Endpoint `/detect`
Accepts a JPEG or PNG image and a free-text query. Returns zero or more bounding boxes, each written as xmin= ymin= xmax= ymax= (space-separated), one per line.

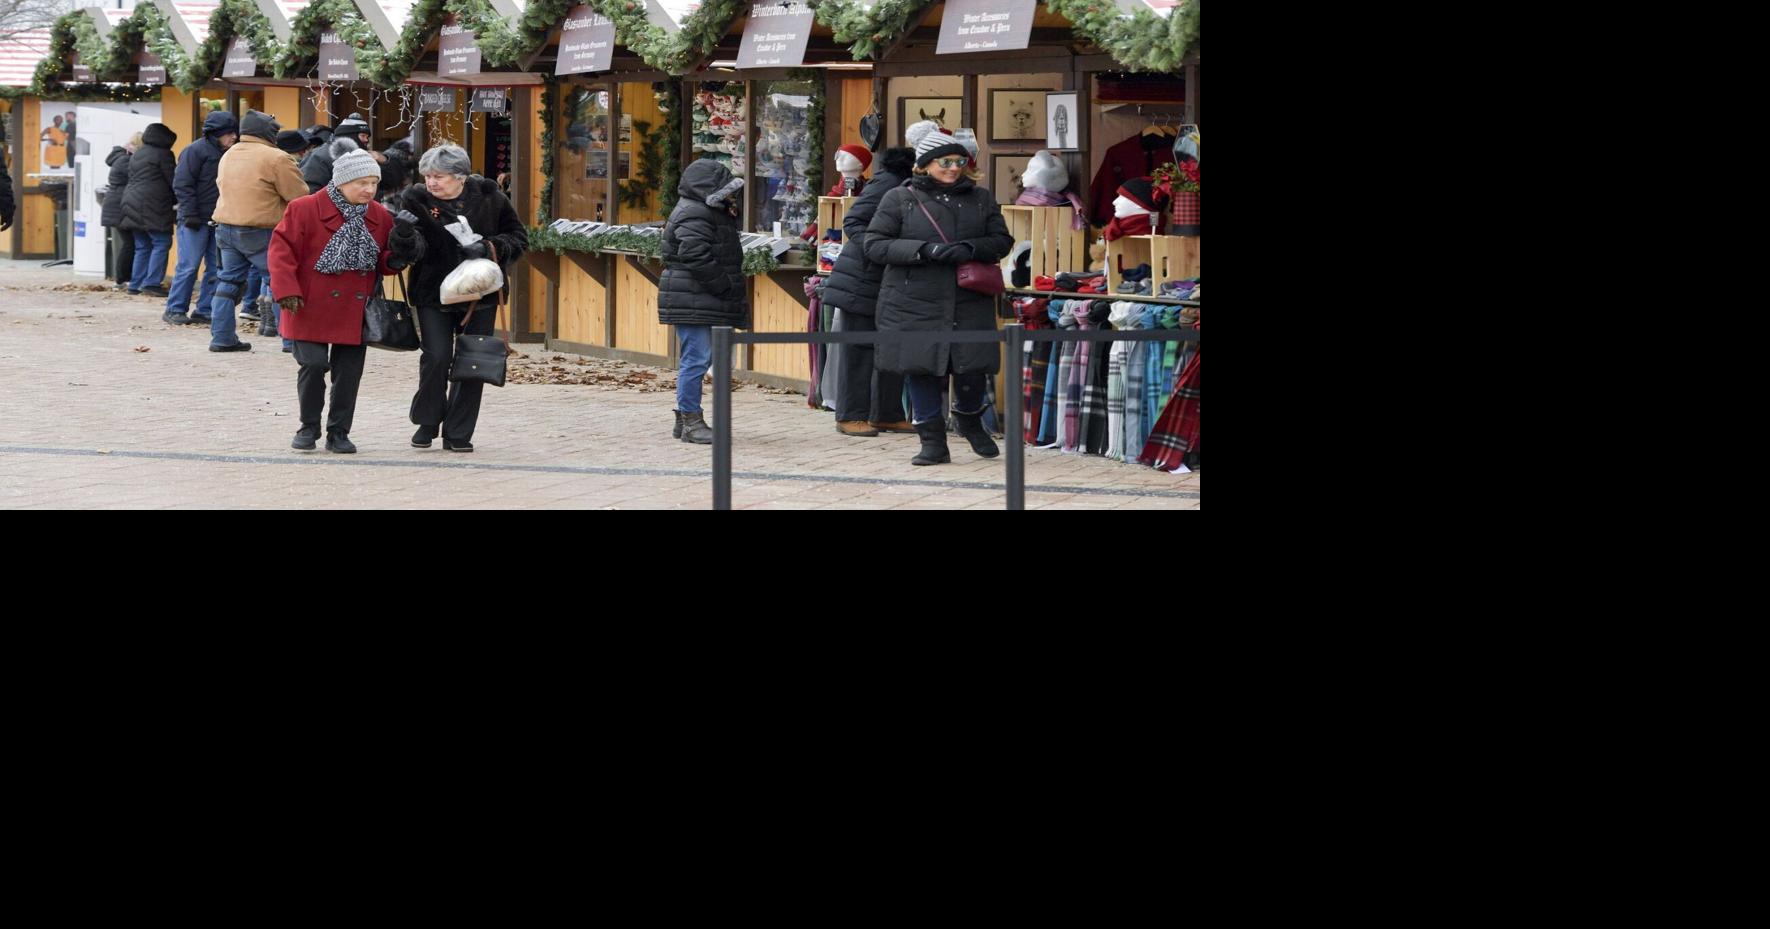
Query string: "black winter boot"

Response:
xmin=672 ymin=410 xmax=684 ymax=439
xmin=911 ymin=419 xmax=950 ymax=466
xmin=951 ymin=410 xmax=1000 ymax=458
xmin=679 ymin=411 xmax=714 ymax=445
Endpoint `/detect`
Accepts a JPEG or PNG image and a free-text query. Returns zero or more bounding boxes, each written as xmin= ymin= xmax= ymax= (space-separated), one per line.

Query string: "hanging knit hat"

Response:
xmin=1022 ymin=150 xmax=1069 ymax=191
xmin=276 ymin=129 xmax=310 ymax=154
xmin=835 ymin=143 xmax=873 ymax=173
xmin=333 ymin=112 xmax=370 ymax=138
xmin=332 ymin=148 xmax=382 ymax=186
xmin=915 ymin=132 xmax=970 ymax=169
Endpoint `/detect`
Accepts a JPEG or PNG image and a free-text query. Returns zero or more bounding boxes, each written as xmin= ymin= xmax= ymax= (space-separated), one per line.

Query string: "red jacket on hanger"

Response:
xmin=1088 ymin=133 xmax=1177 ymax=226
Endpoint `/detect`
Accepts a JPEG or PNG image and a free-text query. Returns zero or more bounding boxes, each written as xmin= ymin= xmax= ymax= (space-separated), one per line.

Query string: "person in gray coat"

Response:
xmin=657 ymin=159 xmax=747 ymax=445
xmin=865 ymin=133 xmax=1014 ymax=466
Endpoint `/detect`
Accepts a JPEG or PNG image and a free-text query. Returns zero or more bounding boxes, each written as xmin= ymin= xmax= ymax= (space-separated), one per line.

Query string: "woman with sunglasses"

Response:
xmin=864 ymin=132 xmax=1015 ymax=466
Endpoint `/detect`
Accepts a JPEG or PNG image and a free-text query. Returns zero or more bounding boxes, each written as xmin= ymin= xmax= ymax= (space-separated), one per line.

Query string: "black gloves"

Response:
xmin=394 ymin=209 xmax=419 ymax=226
xmin=920 ymin=242 xmax=975 ymax=265
xmin=460 ymin=240 xmax=489 ymax=260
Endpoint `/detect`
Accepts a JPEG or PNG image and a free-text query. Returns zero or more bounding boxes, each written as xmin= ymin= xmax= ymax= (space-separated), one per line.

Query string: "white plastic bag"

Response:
xmin=442 ymin=215 xmax=484 ymax=247
xmin=440 ymin=258 xmax=505 ymax=305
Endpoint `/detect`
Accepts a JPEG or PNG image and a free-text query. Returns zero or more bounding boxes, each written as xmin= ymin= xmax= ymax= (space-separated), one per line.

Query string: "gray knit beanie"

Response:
xmin=332 ymin=148 xmax=382 ymax=187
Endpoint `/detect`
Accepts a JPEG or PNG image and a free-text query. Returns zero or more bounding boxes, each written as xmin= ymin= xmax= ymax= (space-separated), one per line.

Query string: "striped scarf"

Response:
xmin=1078 ymin=302 xmax=1111 ymax=455
xmin=314 ymin=185 xmax=381 ymax=275
xmin=1061 ymin=303 xmax=1088 ymax=453
xmin=1017 ymin=298 xmax=1051 ymax=444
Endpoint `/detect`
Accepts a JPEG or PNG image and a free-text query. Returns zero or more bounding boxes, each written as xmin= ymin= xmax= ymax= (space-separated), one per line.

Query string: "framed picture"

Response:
xmin=898 ymin=97 xmax=960 ymax=145
xmin=991 ymin=154 xmax=1032 ymax=205
xmin=1045 ymin=91 xmax=1079 ymax=151
xmin=989 ymin=88 xmax=1049 ymax=144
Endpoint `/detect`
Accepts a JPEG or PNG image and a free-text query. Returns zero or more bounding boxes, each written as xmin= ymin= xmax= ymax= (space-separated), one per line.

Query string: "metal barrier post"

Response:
xmin=1003 ymin=323 xmax=1025 ymax=510
xmin=712 ymin=326 xmax=733 ymax=510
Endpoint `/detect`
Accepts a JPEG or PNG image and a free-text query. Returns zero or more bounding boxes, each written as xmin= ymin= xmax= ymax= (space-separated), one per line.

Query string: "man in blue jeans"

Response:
xmin=164 ymin=110 xmax=237 ymax=326
xmin=207 ymin=110 xmax=308 ymax=352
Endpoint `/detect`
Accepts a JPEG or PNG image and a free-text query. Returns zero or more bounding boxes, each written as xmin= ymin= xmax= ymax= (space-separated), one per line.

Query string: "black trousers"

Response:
xmin=832 ymin=309 xmax=906 ymax=423
xmin=110 ymin=227 xmax=135 ymax=286
xmin=293 ymin=341 xmax=367 ymax=436
xmin=413 ymin=303 xmax=496 ymax=443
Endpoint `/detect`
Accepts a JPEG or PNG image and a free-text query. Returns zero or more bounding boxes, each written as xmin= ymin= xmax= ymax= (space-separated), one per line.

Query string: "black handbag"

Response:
xmin=447 ymin=294 xmax=507 ymax=387
xmin=362 ymin=274 xmax=420 ymax=351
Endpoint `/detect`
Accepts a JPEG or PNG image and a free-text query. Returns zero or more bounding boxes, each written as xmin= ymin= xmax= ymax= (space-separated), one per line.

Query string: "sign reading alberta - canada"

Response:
xmin=936 ymin=0 xmax=1035 ymax=54
xmin=736 ymin=0 xmax=814 ymax=69
xmin=440 ymin=15 xmax=481 ymax=77
xmin=555 ymin=5 xmax=614 ymax=75
xmin=319 ymin=30 xmax=359 ymax=80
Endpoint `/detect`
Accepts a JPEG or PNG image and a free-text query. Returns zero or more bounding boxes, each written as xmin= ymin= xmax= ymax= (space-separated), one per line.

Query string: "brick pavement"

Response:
xmin=0 ymin=262 xmax=1199 ymax=509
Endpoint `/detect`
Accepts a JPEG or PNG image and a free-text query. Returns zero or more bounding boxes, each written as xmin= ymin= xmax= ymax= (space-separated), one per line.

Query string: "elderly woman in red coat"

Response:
xmin=268 ymin=149 xmax=422 ymax=453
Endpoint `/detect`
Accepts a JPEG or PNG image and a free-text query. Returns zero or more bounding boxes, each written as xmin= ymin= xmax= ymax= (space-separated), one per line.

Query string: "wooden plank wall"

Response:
xmin=619 ymin=82 xmax=664 ymax=223
xmin=556 ymin=260 xmax=607 ymax=346
xmin=614 ymin=258 xmax=668 ymax=357
xmin=749 ymin=272 xmax=811 ymax=382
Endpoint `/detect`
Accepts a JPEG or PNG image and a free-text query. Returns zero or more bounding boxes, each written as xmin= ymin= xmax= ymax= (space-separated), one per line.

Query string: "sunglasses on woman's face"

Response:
xmin=933 ymin=157 xmax=967 ymax=169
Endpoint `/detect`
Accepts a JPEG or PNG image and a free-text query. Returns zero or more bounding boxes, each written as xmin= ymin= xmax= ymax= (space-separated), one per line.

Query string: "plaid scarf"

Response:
xmin=1106 ymin=341 xmax=1128 ymax=460
xmin=1141 ymin=320 xmax=1200 ymax=470
xmin=1061 ymin=303 xmax=1089 ymax=453
xmin=1160 ymin=308 xmax=1183 ymax=393
xmin=1124 ymin=339 xmax=1148 ymax=460
xmin=1017 ymin=299 xmax=1051 ymax=444
xmin=1078 ymin=302 xmax=1111 ymax=455
xmin=314 ymin=185 xmax=381 ymax=275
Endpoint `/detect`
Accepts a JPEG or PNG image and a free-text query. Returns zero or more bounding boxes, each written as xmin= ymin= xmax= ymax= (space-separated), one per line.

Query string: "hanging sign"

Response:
xmin=71 ymin=56 xmax=94 ymax=82
xmin=319 ymin=29 xmax=360 ymax=81
xmin=136 ymin=50 xmax=166 ymax=85
xmin=223 ymin=38 xmax=257 ymax=78
xmin=418 ymin=86 xmax=458 ymax=113
xmin=936 ymin=0 xmax=1036 ymax=54
xmin=555 ymin=5 xmax=615 ymax=75
xmin=736 ymin=0 xmax=815 ymax=69
xmin=470 ymin=88 xmax=511 ymax=113
xmin=439 ymin=15 xmax=482 ymax=77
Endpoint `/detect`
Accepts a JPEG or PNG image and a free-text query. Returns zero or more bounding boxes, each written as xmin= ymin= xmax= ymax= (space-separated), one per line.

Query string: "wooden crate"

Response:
xmin=1107 ymin=235 xmax=1201 ymax=292
xmin=999 ymin=206 xmax=1089 ymax=280
xmin=817 ymin=196 xmax=857 ymax=241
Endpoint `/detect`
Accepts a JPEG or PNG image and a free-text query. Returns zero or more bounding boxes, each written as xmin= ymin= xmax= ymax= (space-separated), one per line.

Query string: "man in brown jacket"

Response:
xmin=207 ymin=110 xmax=308 ymax=352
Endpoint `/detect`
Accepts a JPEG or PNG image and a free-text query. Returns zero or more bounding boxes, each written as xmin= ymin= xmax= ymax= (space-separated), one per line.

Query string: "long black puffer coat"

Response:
xmin=120 ymin=123 xmax=178 ymax=234
xmin=100 ymin=145 xmax=131 ymax=228
xmin=820 ymin=146 xmax=915 ymax=317
xmin=864 ymin=173 xmax=1014 ymax=376
xmin=657 ymin=159 xmax=749 ymax=328
xmin=392 ymin=175 xmax=528 ymax=311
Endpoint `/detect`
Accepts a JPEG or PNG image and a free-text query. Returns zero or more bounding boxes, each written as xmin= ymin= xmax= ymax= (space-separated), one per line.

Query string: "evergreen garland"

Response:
xmin=477 ymin=0 xmax=576 ymax=67
xmin=790 ymin=67 xmax=824 ymax=204
xmin=657 ymin=81 xmax=681 ymax=215
xmin=274 ymin=0 xmax=381 ymax=81
xmin=529 ymin=225 xmax=782 ymax=277
xmin=824 ymin=0 xmax=1197 ymax=71
xmin=538 ymin=76 xmax=557 ymax=224
xmin=176 ymin=0 xmax=289 ymax=94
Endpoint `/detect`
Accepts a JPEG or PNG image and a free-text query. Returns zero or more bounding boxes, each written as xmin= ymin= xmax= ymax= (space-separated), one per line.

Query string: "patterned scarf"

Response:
xmin=314 ymin=185 xmax=381 ymax=275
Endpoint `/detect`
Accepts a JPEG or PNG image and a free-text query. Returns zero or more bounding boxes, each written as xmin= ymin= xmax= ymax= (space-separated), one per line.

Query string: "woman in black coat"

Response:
xmin=120 ymin=122 xmax=178 ymax=296
xmin=390 ymin=144 xmax=527 ymax=452
xmin=657 ymin=158 xmax=747 ymax=445
xmin=864 ymin=135 xmax=1014 ymax=465
xmin=820 ymin=145 xmax=917 ymax=437
xmin=100 ymin=136 xmax=135 ymax=289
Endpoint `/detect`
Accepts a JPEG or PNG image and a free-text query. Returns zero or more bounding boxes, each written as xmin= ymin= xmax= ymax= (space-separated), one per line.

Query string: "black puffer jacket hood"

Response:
xmin=120 ymin=123 xmax=178 ymax=233
xmin=301 ymin=136 xmax=361 ymax=193
xmin=819 ymin=146 xmax=914 ymax=316
xmin=657 ymin=159 xmax=749 ymax=328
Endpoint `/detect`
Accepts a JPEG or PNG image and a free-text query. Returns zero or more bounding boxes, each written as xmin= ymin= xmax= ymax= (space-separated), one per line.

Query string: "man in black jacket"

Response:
xmin=120 ymin=122 xmax=179 ymax=298
xmin=100 ymin=137 xmax=136 ymax=290
xmin=165 ymin=110 xmax=237 ymax=324
xmin=818 ymin=143 xmax=919 ymax=437
xmin=657 ymin=159 xmax=748 ymax=445
xmin=1 ymin=174 xmax=13 ymax=236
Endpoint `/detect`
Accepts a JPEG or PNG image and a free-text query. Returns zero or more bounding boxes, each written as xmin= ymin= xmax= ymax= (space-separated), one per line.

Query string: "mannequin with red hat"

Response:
xmin=1104 ymin=177 xmax=1169 ymax=242
xmin=827 ymin=144 xmax=873 ymax=197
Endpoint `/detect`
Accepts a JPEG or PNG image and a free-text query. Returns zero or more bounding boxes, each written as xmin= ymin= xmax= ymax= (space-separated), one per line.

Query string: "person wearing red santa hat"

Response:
xmin=827 ymin=143 xmax=874 ymax=197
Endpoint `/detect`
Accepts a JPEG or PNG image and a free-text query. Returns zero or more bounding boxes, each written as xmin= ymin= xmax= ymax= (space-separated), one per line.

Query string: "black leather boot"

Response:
xmin=911 ymin=419 xmax=950 ymax=466
xmin=951 ymin=410 xmax=1000 ymax=458
xmin=291 ymin=423 xmax=319 ymax=451
xmin=679 ymin=411 xmax=714 ymax=445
